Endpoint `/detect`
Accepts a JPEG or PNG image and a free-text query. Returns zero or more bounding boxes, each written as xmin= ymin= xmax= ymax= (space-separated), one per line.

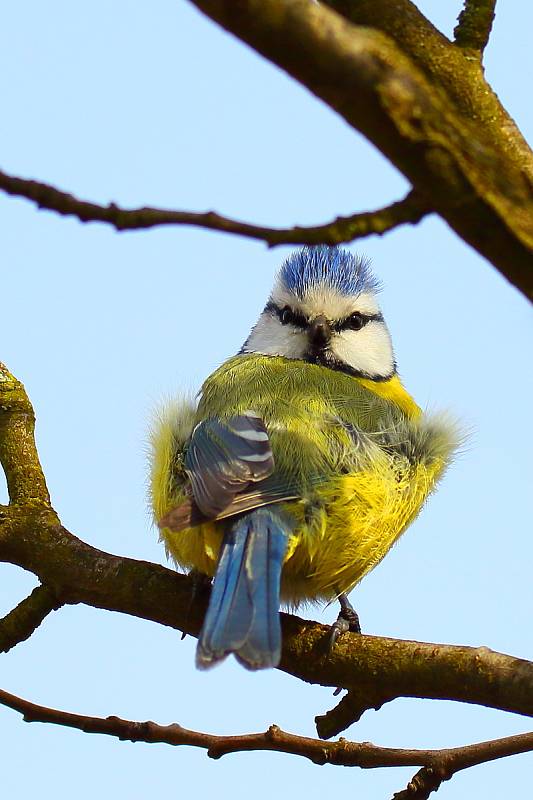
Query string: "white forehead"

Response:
xmin=271 ymin=279 xmax=380 ymax=319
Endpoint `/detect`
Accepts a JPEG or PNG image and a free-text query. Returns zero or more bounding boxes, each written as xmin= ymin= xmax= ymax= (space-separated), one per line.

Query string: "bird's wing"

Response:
xmin=157 ymin=412 xmax=305 ymax=533
xmin=158 ymin=477 xmax=299 ymax=532
xmin=185 ymin=412 xmax=277 ymax=517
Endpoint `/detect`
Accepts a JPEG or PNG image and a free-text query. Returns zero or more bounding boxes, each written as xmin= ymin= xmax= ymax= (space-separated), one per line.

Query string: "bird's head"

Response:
xmin=242 ymin=246 xmax=396 ymax=381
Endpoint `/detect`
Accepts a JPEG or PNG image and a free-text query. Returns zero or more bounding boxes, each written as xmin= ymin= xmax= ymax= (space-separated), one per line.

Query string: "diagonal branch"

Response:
xmin=0 ymin=168 xmax=429 ymax=246
xmin=0 ymin=585 xmax=63 ymax=653
xmin=454 ymin=1 xmax=497 ymax=57
xmin=325 ymin=1 xmax=531 ymax=178
xmin=187 ymin=0 xmax=533 ymax=301
xmin=1 ymin=686 xmax=532 ymax=794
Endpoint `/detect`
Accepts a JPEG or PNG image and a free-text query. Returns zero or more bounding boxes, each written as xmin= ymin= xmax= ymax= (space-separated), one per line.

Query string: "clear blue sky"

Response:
xmin=1 ymin=2 xmax=531 ymax=798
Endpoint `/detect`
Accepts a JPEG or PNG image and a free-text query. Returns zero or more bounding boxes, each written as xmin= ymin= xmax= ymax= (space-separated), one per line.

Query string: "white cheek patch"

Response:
xmin=331 ymin=322 xmax=395 ymax=377
xmin=271 ymin=282 xmax=380 ymax=320
xmin=243 ymin=312 xmax=307 ymax=359
xmin=244 ymin=283 xmax=394 ymax=378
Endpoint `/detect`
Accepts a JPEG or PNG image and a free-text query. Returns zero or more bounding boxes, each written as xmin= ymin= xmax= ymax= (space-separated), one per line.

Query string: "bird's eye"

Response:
xmin=281 ymin=306 xmax=295 ymax=325
xmin=278 ymin=305 xmax=307 ymax=328
xmin=345 ymin=312 xmax=365 ymax=331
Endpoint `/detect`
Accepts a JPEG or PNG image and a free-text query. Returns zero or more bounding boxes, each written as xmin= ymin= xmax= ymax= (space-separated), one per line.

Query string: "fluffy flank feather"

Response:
xmin=148 ymin=397 xmax=197 ymax=524
xmin=280 ymin=410 xmax=463 ymax=608
xmin=151 ymin=400 xmax=226 ymax=578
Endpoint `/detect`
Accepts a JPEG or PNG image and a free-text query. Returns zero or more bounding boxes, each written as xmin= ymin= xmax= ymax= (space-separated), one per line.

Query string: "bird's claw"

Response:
xmin=328 ymin=594 xmax=361 ymax=653
xmin=328 ymin=615 xmax=352 ymax=650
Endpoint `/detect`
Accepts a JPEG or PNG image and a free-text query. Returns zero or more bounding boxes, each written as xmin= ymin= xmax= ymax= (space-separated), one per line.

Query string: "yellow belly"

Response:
xmin=152 ymin=357 xmax=457 ymax=608
xmin=160 ymin=455 xmax=444 ymax=608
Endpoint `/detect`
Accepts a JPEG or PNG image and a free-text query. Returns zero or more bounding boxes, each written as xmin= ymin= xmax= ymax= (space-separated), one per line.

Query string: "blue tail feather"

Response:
xmin=196 ymin=508 xmax=290 ymax=670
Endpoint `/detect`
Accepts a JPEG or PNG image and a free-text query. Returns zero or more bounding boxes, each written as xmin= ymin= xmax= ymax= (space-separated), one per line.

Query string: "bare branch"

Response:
xmin=0 ymin=686 xmax=532 ymax=790
xmin=393 ymin=766 xmax=448 ymax=800
xmin=454 ymin=1 xmax=497 ymax=57
xmin=0 ymin=169 xmax=429 ymax=246
xmin=2 ymin=505 xmax=533 ymax=734
xmin=393 ymin=727 xmax=533 ymax=798
xmin=0 ymin=363 xmax=51 ymax=506
xmin=187 ymin=0 xmax=533 ymax=300
xmin=0 ymin=585 xmax=62 ymax=653
xmin=325 ymin=1 xmax=531 ymax=179
xmin=315 ymin=686 xmax=395 ymax=739
xmin=1 ymin=366 xmax=533 ymax=736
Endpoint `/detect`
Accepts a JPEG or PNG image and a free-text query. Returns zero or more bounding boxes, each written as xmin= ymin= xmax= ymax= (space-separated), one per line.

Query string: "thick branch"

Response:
xmin=0 ymin=363 xmax=51 ymax=506
xmin=1 ymin=505 xmax=533 ymax=736
xmin=454 ymin=1 xmax=497 ymax=57
xmin=0 ymin=584 xmax=62 ymax=653
xmin=326 ymin=0 xmax=531 ymax=178
xmin=2 ymin=369 xmax=533 ymax=737
xmin=1 ymin=687 xmax=532 ymax=786
xmin=186 ymin=0 xmax=533 ymax=299
xmin=0 ymin=169 xmax=429 ymax=245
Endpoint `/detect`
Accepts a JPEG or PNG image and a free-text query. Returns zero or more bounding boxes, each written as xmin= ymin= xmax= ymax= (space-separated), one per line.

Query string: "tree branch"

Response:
xmin=185 ymin=0 xmax=533 ymax=299
xmin=1 ymin=505 xmax=533 ymax=736
xmin=0 ymin=363 xmax=51 ymax=507
xmin=0 ymin=585 xmax=63 ymax=653
xmin=315 ymin=686 xmax=395 ymax=739
xmin=0 ymin=686 xmax=531 ymax=798
xmin=325 ymin=1 xmax=531 ymax=179
xmin=2 ymin=366 xmax=533 ymax=737
xmin=0 ymin=168 xmax=429 ymax=246
xmin=454 ymin=1 xmax=497 ymax=57
xmin=393 ymin=726 xmax=533 ymax=798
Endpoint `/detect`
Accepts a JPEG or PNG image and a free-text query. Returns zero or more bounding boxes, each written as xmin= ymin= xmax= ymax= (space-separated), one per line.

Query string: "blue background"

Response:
xmin=1 ymin=2 xmax=531 ymax=798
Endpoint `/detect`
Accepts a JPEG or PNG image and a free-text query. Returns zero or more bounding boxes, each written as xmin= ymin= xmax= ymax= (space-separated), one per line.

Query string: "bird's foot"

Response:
xmin=328 ymin=593 xmax=361 ymax=651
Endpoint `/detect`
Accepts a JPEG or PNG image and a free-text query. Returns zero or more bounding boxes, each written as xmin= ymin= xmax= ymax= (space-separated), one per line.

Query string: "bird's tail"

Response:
xmin=196 ymin=508 xmax=290 ymax=670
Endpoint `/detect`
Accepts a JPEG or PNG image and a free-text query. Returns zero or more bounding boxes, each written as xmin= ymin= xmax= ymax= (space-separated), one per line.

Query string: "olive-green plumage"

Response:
xmin=151 ymin=353 xmax=458 ymax=608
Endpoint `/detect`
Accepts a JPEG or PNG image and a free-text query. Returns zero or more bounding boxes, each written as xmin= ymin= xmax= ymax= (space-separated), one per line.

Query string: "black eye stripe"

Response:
xmin=334 ymin=312 xmax=383 ymax=332
xmin=265 ymin=302 xmax=383 ymax=331
xmin=265 ymin=301 xmax=308 ymax=329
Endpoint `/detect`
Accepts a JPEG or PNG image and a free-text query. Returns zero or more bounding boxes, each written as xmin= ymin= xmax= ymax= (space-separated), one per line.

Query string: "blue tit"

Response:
xmin=150 ymin=246 xmax=459 ymax=670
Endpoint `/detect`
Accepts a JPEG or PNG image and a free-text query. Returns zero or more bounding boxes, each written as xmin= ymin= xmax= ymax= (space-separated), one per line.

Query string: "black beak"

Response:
xmin=308 ymin=315 xmax=332 ymax=349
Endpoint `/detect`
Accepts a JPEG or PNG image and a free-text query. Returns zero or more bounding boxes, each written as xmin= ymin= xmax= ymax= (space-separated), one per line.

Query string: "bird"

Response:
xmin=149 ymin=246 xmax=459 ymax=670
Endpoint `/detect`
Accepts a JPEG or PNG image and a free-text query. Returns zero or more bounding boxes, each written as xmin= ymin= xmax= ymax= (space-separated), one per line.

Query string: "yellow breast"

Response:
xmin=357 ymin=373 xmax=421 ymax=419
xmin=279 ymin=457 xmax=444 ymax=606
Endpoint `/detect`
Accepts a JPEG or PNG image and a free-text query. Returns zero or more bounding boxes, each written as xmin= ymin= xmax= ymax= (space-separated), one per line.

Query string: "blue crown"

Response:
xmin=278 ymin=246 xmax=380 ymax=299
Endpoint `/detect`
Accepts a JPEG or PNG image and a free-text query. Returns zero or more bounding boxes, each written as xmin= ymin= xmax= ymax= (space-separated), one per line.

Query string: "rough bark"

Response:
xmin=186 ymin=0 xmax=533 ymax=299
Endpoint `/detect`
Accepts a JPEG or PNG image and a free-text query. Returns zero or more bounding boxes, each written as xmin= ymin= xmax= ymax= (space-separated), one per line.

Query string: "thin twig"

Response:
xmin=0 ymin=168 xmax=429 ymax=246
xmin=0 ymin=686 xmax=532 ymax=791
xmin=393 ymin=723 xmax=533 ymax=797
xmin=454 ymin=0 xmax=497 ymax=57
xmin=0 ymin=585 xmax=63 ymax=653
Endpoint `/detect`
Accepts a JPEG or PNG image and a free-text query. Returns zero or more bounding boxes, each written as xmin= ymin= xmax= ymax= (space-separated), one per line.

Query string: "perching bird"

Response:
xmin=150 ymin=246 xmax=459 ymax=670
